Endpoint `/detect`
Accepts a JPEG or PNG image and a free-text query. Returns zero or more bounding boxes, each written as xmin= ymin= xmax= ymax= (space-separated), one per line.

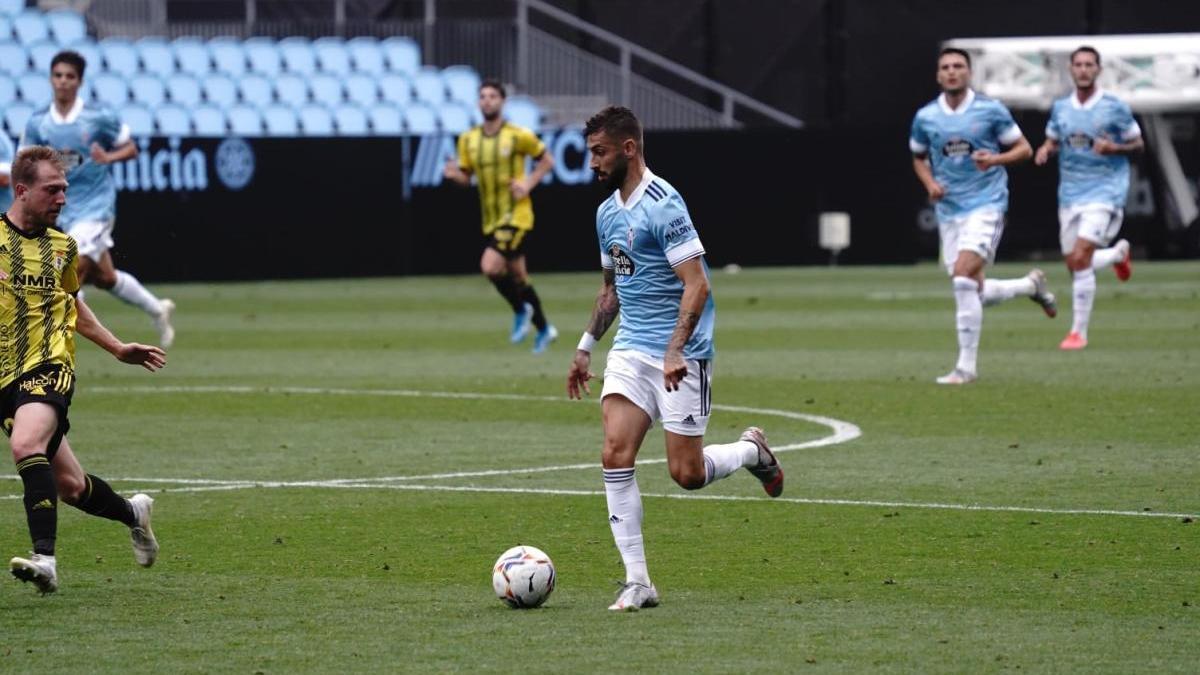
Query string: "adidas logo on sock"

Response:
xmin=681 ymin=414 xmax=696 ymax=425
xmin=609 ymin=514 xmax=622 ymax=524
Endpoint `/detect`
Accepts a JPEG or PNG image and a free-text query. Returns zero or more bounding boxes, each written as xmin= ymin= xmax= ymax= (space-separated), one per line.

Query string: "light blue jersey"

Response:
xmin=0 ymin=133 xmax=13 ymax=213
xmin=19 ymin=97 xmax=130 ymax=228
xmin=596 ymin=169 xmax=715 ymax=360
xmin=1045 ymin=89 xmax=1140 ymax=208
xmin=909 ymin=89 xmax=1024 ymax=220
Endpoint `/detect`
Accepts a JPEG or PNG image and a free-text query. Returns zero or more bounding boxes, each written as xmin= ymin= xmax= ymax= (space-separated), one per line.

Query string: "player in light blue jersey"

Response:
xmin=910 ymin=48 xmax=1057 ymax=385
xmin=19 ymin=51 xmax=175 ymax=347
xmin=566 ymin=106 xmax=783 ymax=612
xmin=0 ymin=133 xmax=14 ymax=213
xmin=1035 ymin=46 xmax=1142 ymax=351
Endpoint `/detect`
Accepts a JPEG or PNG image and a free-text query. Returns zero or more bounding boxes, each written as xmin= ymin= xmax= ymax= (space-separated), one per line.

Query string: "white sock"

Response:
xmin=1091 ymin=246 xmax=1121 ymax=269
xmin=603 ymin=468 xmax=650 ymax=586
xmin=953 ymin=276 xmax=982 ymax=374
xmin=701 ymin=440 xmax=758 ymax=486
xmin=109 ymin=270 xmax=163 ymax=317
xmin=981 ymin=276 xmax=1035 ymax=307
xmin=1071 ymin=269 xmax=1096 ymax=338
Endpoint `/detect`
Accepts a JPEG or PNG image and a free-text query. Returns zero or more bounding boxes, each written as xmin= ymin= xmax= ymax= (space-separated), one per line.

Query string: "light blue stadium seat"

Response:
xmin=0 ymin=40 xmax=29 ymax=76
xmin=226 ymin=103 xmax=263 ymax=136
xmin=208 ymin=37 xmax=246 ymax=77
xmin=244 ymin=36 xmax=280 ymax=77
xmin=308 ymin=73 xmax=342 ymax=105
xmin=441 ymin=65 xmax=480 ymax=107
xmin=403 ymin=102 xmax=438 ymax=134
xmin=100 ymin=37 xmax=139 ymax=77
xmin=346 ymin=36 xmax=383 ymax=75
xmin=504 ymin=95 xmax=543 ymax=131
xmin=333 ymin=103 xmax=368 ymax=136
xmin=273 ymin=73 xmax=306 ymax=107
xmin=378 ymin=73 xmax=413 ymax=106
xmin=381 ymin=36 xmax=419 ymax=77
xmin=0 ymin=73 xmax=14 ymax=106
xmin=202 ymin=73 xmax=237 ymax=107
xmin=12 ymin=11 xmax=47 ymax=45
xmin=0 ymin=0 xmax=22 ymax=16
xmin=119 ymin=102 xmax=154 ymax=137
xmin=260 ymin=103 xmax=298 ymax=136
xmin=343 ymin=73 xmax=377 ymax=107
xmin=91 ymin=72 xmax=128 ymax=106
xmin=45 ymin=10 xmax=86 ymax=45
xmin=166 ymin=72 xmax=201 ymax=106
xmin=64 ymin=39 xmax=99 ymax=74
xmin=297 ymin=103 xmax=333 ymax=136
xmin=27 ymin=39 xmax=59 ymax=73
xmin=278 ymin=36 xmax=315 ymax=76
xmin=17 ymin=83 xmax=56 ymax=112
xmin=367 ymin=103 xmax=402 ymax=135
xmin=437 ymin=101 xmax=472 ymax=135
xmin=129 ymin=73 xmax=165 ymax=107
xmin=191 ymin=104 xmax=226 ymax=136
xmin=411 ymin=67 xmax=445 ymax=105
xmin=238 ymin=73 xmax=273 ymax=107
xmin=0 ymin=15 xmax=10 ymax=41
xmin=172 ymin=37 xmax=210 ymax=77
xmin=4 ymin=101 xmax=32 ymax=137
xmin=154 ymin=103 xmax=190 ymax=135
xmin=136 ymin=37 xmax=174 ymax=78
xmin=313 ymin=36 xmax=350 ymax=76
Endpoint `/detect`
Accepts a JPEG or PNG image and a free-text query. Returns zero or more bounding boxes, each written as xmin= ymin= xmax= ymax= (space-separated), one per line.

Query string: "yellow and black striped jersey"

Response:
xmin=456 ymin=122 xmax=547 ymax=234
xmin=0 ymin=214 xmax=79 ymax=389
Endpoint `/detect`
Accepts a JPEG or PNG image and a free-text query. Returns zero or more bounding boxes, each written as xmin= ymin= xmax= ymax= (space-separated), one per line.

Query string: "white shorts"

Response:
xmin=600 ymin=348 xmax=712 ymax=436
xmin=67 ymin=219 xmax=115 ymax=262
xmin=938 ymin=210 xmax=1004 ymax=275
xmin=1059 ymin=204 xmax=1123 ymax=254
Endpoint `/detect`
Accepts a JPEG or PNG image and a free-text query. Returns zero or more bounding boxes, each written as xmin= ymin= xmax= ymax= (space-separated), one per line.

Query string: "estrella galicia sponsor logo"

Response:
xmin=664 ymin=216 xmax=693 ymax=243
xmin=1067 ymin=132 xmax=1093 ymax=150
xmin=609 ymin=245 xmax=635 ymax=276
xmin=215 ymin=137 xmax=255 ymax=190
xmin=112 ymin=137 xmax=209 ymax=192
xmin=942 ymin=138 xmax=973 ymax=159
xmin=408 ymin=127 xmax=594 ymax=192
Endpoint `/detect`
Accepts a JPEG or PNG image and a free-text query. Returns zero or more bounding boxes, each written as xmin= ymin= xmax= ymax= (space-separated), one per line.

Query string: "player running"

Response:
xmin=567 ymin=106 xmax=783 ymax=612
xmin=19 ymin=51 xmax=176 ymax=348
xmin=910 ymin=47 xmax=1057 ymax=385
xmin=1034 ymin=46 xmax=1142 ymax=350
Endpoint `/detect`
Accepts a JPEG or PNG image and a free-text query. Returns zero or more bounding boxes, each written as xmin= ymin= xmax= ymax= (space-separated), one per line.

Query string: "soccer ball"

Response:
xmin=492 ymin=545 xmax=556 ymax=609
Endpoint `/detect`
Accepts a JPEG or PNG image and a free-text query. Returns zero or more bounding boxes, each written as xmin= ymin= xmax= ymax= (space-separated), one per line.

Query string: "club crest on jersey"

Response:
xmin=609 ymin=244 xmax=635 ymax=276
xmin=53 ymin=251 xmax=66 ymax=271
xmin=942 ymin=138 xmax=973 ymax=159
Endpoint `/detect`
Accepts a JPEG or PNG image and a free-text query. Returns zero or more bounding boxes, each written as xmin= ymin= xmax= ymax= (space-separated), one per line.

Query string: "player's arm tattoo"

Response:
xmin=586 ymin=268 xmax=620 ymax=339
xmin=666 ymin=308 xmax=701 ymax=356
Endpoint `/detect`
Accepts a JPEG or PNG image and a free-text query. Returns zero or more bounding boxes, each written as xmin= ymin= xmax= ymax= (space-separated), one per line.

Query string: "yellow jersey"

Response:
xmin=456 ymin=122 xmax=547 ymax=234
xmin=0 ymin=214 xmax=79 ymax=389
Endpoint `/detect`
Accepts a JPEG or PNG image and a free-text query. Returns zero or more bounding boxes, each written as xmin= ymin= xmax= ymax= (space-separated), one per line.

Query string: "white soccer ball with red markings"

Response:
xmin=492 ymin=545 xmax=556 ymax=609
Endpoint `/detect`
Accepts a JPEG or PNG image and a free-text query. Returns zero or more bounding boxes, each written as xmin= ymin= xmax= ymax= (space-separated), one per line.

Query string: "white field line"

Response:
xmin=7 ymin=385 xmax=1186 ymax=520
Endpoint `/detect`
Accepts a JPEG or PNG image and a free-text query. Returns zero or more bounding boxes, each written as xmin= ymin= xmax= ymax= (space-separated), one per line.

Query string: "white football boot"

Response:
xmin=1027 ymin=269 xmax=1057 ymax=318
xmin=154 ymin=299 xmax=176 ymax=349
xmin=608 ymin=581 xmax=660 ymax=612
xmin=10 ymin=553 xmax=58 ymax=594
xmin=935 ymin=368 xmax=977 ymax=385
xmin=128 ymin=493 xmax=159 ymax=567
xmin=741 ymin=426 xmax=784 ymax=497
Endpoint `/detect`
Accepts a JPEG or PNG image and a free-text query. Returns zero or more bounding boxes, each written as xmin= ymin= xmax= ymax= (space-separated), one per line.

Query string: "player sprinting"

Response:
xmin=0 ymin=132 xmax=14 ymax=213
xmin=18 ymin=51 xmax=176 ymax=348
xmin=3 ymin=147 xmax=163 ymax=594
xmin=444 ymin=79 xmax=558 ymax=354
xmin=1034 ymin=46 xmax=1141 ymax=350
xmin=566 ymin=106 xmax=783 ymax=612
xmin=910 ymin=47 xmax=1058 ymax=385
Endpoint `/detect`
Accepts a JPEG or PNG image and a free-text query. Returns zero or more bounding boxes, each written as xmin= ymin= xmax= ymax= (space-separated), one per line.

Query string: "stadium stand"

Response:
xmin=0 ymin=6 xmax=546 ymax=138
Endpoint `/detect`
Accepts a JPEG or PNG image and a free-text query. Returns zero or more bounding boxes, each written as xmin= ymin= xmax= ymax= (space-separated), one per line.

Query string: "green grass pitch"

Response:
xmin=1 ymin=262 xmax=1196 ymax=673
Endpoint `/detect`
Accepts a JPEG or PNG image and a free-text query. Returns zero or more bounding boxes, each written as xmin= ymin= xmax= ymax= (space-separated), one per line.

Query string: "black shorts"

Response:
xmin=1 ymin=363 xmax=74 ymax=459
xmin=485 ymin=225 xmax=530 ymax=259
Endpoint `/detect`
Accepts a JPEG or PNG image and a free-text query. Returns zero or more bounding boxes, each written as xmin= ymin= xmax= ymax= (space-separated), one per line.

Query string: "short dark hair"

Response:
xmin=1070 ymin=46 xmax=1101 ymax=66
xmin=51 ymin=50 xmax=86 ymax=79
xmin=938 ymin=47 xmax=972 ymax=69
xmin=12 ymin=146 xmax=66 ymax=188
xmin=584 ymin=106 xmax=643 ymax=152
xmin=480 ymin=78 xmax=506 ymax=99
